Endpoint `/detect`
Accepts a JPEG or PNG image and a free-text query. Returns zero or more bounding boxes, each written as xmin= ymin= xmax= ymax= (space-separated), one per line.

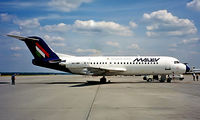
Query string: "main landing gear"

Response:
xmin=100 ymin=76 xmax=107 ymax=83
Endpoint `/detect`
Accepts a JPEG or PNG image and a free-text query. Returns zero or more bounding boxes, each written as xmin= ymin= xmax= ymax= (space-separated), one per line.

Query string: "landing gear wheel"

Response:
xmin=100 ymin=77 xmax=106 ymax=84
xmin=147 ymin=78 xmax=152 ymax=82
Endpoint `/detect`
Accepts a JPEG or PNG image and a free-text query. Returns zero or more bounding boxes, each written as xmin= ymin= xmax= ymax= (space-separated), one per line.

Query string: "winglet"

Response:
xmin=7 ymin=34 xmax=39 ymax=41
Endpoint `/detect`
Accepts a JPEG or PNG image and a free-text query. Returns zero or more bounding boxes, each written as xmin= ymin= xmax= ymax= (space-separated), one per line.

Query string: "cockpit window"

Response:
xmin=174 ymin=61 xmax=179 ymax=64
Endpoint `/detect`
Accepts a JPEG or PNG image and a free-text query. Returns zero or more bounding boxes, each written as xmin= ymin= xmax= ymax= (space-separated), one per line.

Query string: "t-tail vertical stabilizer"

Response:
xmin=7 ymin=35 xmax=71 ymax=72
xmin=7 ymin=34 xmax=60 ymax=63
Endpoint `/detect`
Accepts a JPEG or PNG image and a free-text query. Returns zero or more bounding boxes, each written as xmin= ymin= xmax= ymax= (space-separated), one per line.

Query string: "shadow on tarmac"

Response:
xmin=23 ymin=80 xmax=164 ymax=87
xmin=18 ymin=80 xmax=178 ymax=87
xmin=19 ymin=81 xmax=104 ymax=87
xmin=46 ymin=81 xmax=102 ymax=87
xmin=0 ymin=82 xmax=10 ymax=84
xmin=69 ymin=81 xmax=168 ymax=87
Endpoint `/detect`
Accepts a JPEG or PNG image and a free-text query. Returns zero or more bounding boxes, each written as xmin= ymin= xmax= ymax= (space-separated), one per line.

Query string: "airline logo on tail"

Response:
xmin=35 ymin=42 xmax=50 ymax=58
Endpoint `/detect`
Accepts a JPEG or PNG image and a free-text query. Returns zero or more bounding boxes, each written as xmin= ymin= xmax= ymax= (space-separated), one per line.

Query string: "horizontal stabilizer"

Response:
xmin=7 ymin=34 xmax=39 ymax=41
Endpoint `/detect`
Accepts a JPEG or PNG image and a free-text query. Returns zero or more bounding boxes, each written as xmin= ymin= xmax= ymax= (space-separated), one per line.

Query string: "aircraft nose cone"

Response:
xmin=186 ymin=65 xmax=190 ymax=73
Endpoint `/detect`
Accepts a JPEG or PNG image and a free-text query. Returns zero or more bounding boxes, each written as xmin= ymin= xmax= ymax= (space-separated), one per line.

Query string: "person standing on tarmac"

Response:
xmin=11 ymin=74 xmax=15 ymax=85
xmin=192 ymin=73 xmax=196 ymax=81
xmin=196 ymin=74 xmax=199 ymax=81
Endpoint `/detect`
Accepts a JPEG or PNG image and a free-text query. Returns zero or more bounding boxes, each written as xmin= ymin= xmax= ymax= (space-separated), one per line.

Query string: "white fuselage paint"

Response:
xmin=7 ymin=34 xmax=187 ymax=77
xmin=57 ymin=54 xmax=186 ymax=76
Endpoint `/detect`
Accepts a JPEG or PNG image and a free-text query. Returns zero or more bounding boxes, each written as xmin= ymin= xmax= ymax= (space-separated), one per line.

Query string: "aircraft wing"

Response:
xmin=85 ymin=66 xmax=126 ymax=75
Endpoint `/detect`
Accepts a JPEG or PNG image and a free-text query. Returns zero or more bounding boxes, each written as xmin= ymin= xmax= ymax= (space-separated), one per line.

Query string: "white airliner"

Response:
xmin=7 ymin=34 xmax=190 ymax=83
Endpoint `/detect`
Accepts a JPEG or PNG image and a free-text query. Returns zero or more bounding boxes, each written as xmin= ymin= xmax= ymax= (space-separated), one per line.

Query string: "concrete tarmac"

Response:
xmin=0 ymin=75 xmax=200 ymax=120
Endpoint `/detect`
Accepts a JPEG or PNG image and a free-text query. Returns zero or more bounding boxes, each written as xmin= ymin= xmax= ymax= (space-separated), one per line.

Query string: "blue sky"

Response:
xmin=0 ymin=0 xmax=200 ymax=72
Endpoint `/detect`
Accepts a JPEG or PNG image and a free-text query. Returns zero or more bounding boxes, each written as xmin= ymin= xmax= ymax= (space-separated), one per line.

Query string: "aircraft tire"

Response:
xmin=147 ymin=78 xmax=152 ymax=82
